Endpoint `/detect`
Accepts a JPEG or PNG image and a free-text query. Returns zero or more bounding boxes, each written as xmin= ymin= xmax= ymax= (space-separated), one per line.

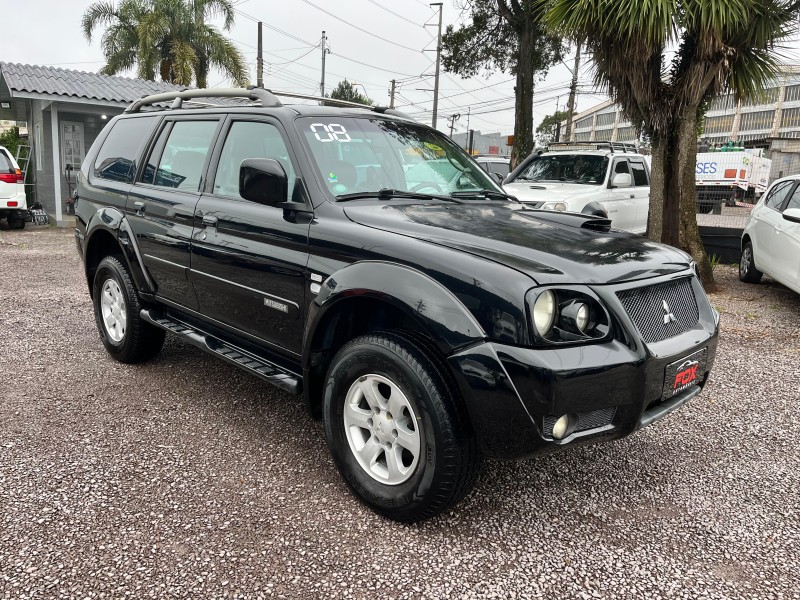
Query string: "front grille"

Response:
xmin=616 ymin=277 xmax=699 ymax=343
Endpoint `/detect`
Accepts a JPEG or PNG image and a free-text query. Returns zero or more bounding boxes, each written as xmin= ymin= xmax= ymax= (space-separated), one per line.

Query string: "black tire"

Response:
xmin=323 ymin=331 xmax=480 ymax=522
xmin=739 ymin=242 xmax=763 ymax=284
xmin=8 ymin=214 xmax=25 ymax=229
xmin=92 ymin=255 xmax=165 ymax=363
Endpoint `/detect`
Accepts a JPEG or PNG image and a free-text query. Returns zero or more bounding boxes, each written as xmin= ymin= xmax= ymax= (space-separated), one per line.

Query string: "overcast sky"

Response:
xmin=3 ymin=0 xmax=800 ymax=136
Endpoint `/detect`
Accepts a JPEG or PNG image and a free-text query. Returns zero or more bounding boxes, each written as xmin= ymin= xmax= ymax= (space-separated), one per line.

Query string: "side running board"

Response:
xmin=140 ymin=309 xmax=302 ymax=395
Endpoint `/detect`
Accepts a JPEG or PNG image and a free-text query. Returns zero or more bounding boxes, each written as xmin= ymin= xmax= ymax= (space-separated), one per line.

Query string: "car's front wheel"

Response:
xmin=92 ymin=255 xmax=165 ymax=363
xmin=739 ymin=241 xmax=763 ymax=284
xmin=323 ymin=332 xmax=480 ymax=522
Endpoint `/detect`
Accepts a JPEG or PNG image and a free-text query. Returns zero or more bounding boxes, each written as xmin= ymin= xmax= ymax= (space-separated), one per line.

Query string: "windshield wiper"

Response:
xmin=336 ymin=188 xmax=460 ymax=203
xmin=450 ymin=189 xmax=517 ymax=202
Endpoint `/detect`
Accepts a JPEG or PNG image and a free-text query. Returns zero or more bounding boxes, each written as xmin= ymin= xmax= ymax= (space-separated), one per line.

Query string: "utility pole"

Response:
xmin=554 ymin=96 xmax=561 ymax=142
xmin=256 ymin=22 xmax=264 ymax=88
xmin=320 ymin=31 xmax=329 ymax=97
xmin=447 ymin=113 xmax=460 ymax=138
xmin=468 ymin=129 xmax=475 ymax=155
xmin=430 ymin=3 xmax=443 ymax=129
xmin=564 ymin=39 xmax=582 ymax=142
xmin=389 ymin=79 xmax=396 ymax=108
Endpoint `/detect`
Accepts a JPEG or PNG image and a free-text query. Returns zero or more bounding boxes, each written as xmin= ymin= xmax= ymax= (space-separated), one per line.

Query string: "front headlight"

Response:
xmin=532 ymin=289 xmax=556 ymax=336
xmin=542 ymin=201 xmax=568 ymax=211
xmin=526 ymin=287 xmax=611 ymax=344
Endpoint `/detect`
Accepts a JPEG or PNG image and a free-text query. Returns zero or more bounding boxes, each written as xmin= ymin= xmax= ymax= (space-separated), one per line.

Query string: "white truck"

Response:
xmin=695 ymin=149 xmax=771 ymax=213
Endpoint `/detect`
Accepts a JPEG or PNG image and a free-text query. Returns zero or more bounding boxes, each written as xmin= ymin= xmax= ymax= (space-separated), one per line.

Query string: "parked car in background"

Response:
xmin=0 ymin=145 xmax=27 ymax=229
xmin=475 ymin=155 xmax=510 ymax=183
xmin=740 ymin=175 xmax=800 ymax=294
xmin=503 ymin=142 xmax=650 ymax=234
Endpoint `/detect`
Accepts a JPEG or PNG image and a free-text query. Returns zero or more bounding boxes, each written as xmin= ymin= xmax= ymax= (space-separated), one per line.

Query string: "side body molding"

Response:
xmin=303 ymin=261 xmax=486 ymax=366
xmin=84 ymin=207 xmax=156 ymax=295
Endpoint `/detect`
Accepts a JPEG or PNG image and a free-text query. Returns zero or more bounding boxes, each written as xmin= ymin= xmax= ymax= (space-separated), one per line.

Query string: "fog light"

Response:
xmin=552 ymin=414 xmax=573 ymax=440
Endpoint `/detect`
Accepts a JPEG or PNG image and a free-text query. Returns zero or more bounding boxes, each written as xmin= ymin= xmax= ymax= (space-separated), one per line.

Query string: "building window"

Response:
xmin=595 ymin=112 xmax=615 ymax=127
xmin=35 ymin=122 xmax=42 ymax=171
xmin=785 ymin=84 xmax=800 ymax=103
xmin=739 ymin=110 xmax=775 ymax=131
xmin=575 ymin=116 xmax=593 ymax=129
xmin=61 ymin=121 xmax=85 ymax=170
xmin=616 ymin=126 xmax=637 ymax=141
xmin=709 ymin=94 xmax=735 ymax=112
xmin=781 ymin=106 xmax=800 ymax=129
xmin=574 ymin=132 xmax=591 ymax=141
xmin=704 ymin=114 xmax=735 ymax=134
xmin=743 ymin=87 xmax=780 ymax=107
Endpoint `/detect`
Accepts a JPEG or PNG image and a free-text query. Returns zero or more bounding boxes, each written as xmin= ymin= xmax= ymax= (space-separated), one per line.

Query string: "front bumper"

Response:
xmin=448 ymin=275 xmax=719 ymax=459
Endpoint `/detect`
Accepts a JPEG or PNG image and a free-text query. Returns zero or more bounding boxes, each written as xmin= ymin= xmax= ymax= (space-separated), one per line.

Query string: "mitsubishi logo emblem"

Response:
xmin=663 ymin=300 xmax=677 ymax=324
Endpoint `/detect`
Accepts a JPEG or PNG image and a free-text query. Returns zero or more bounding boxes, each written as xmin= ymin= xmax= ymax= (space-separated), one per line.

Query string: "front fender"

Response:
xmin=581 ymin=201 xmax=608 ymax=217
xmin=84 ymin=207 xmax=156 ymax=295
xmin=303 ymin=261 xmax=486 ymax=365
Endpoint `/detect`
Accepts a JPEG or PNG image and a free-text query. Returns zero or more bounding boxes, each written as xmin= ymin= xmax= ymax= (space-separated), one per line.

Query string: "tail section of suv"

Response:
xmin=503 ymin=141 xmax=651 ymax=234
xmin=74 ymin=89 xmax=718 ymax=522
xmin=0 ymin=145 xmax=27 ymax=229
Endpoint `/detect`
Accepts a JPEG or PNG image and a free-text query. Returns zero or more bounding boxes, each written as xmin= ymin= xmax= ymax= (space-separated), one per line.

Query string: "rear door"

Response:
xmin=770 ymin=184 xmax=800 ymax=290
xmin=751 ymin=179 xmax=796 ymax=276
xmin=126 ymin=117 xmax=223 ymax=310
xmin=0 ymin=148 xmax=21 ymax=200
xmin=628 ymin=157 xmax=650 ymax=234
xmin=190 ymin=117 xmax=311 ymax=356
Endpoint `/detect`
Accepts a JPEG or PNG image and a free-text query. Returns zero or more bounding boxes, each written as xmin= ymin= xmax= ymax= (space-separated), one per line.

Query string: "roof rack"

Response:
xmin=546 ymin=141 xmax=639 ymax=154
xmin=124 ymin=87 xmax=413 ymax=120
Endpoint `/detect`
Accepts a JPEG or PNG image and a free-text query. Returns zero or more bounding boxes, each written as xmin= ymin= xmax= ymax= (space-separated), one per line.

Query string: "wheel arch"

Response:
xmin=581 ymin=201 xmax=608 ymax=217
xmin=302 ymin=261 xmax=486 ymax=419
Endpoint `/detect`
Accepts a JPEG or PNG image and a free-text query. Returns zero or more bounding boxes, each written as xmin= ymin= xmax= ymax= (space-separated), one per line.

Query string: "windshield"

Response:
xmin=513 ymin=154 xmax=608 ymax=185
xmin=297 ymin=116 xmax=499 ymax=198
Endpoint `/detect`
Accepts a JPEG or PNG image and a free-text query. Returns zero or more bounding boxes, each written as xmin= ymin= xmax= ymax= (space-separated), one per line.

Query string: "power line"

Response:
xmin=365 ymin=0 xmax=425 ymax=27
xmin=299 ymin=0 xmax=422 ymax=54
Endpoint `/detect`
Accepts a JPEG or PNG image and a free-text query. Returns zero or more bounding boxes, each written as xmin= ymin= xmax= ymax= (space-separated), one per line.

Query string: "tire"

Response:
xmin=739 ymin=242 xmax=763 ymax=284
xmin=323 ymin=331 xmax=481 ymax=522
xmin=92 ymin=255 xmax=165 ymax=363
xmin=8 ymin=214 xmax=25 ymax=229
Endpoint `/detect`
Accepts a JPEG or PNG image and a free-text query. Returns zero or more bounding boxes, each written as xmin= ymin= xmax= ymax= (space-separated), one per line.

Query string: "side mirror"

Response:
xmin=491 ymin=172 xmax=505 ymax=185
xmin=783 ymin=207 xmax=800 ymax=224
xmin=239 ymin=158 xmax=287 ymax=206
xmin=610 ymin=172 xmax=633 ymax=188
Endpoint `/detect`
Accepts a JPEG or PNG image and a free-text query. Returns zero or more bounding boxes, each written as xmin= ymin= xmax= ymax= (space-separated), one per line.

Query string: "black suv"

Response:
xmin=75 ymin=88 xmax=719 ymax=522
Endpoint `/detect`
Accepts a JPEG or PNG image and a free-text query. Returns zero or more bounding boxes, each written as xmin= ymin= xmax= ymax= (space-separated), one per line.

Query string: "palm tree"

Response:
xmin=82 ymin=0 xmax=247 ymax=87
xmin=545 ymin=0 xmax=800 ymax=285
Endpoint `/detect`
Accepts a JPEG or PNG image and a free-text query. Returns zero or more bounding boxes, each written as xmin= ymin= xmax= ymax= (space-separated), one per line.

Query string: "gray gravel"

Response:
xmin=1 ymin=225 xmax=799 ymax=599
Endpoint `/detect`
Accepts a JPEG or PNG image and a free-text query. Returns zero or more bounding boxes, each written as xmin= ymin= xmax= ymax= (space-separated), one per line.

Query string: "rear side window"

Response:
xmin=629 ymin=160 xmax=649 ymax=186
xmin=93 ymin=116 xmax=159 ymax=183
xmin=765 ymin=181 xmax=794 ymax=210
xmin=147 ymin=120 xmax=218 ymax=192
xmin=0 ymin=150 xmax=14 ymax=174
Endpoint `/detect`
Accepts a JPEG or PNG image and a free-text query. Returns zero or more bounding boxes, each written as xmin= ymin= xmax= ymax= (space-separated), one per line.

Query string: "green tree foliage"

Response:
xmin=546 ymin=0 xmax=800 ymax=286
xmin=0 ymin=127 xmax=25 ymax=162
xmin=328 ymin=80 xmax=372 ymax=105
xmin=441 ymin=1 xmax=565 ymax=167
xmin=535 ymin=110 xmax=568 ymax=146
xmin=82 ymin=0 xmax=247 ymax=87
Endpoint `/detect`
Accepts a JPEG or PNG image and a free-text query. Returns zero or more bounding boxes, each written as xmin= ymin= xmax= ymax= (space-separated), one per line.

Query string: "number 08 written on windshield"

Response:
xmin=310 ymin=123 xmax=351 ymax=143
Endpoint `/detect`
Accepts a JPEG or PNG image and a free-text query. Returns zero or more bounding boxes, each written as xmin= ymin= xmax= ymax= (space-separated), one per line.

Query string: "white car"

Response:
xmin=503 ymin=142 xmax=650 ymax=234
xmin=740 ymin=175 xmax=800 ymax=294
xmin=0 ymin=145 xmax=27 ymax=229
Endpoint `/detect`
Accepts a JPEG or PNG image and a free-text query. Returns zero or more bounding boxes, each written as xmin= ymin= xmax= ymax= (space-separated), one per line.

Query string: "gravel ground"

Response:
xmin=1 ymin=226 xmax=798 ymax=599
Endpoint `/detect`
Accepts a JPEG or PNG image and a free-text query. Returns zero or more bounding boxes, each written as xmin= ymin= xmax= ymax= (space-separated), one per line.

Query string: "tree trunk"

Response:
xmin=511 ymin=21 xmax=534 ymax=169
xmin=649 ymin=108 xmax=715 ymax=287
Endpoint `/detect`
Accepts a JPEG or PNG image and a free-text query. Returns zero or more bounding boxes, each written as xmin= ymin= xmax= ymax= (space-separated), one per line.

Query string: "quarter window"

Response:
xmin=784 ymin=185 xmax=800 ymax=212
xmin=93 ymin=116 xmax=159 ymax=183
xmin=629 ymin=160 xmax=649 ymax=186
xmin=765 ymin=181 xmax=794 ymax=210
xmin=213 ymin=121 xmax=296 ymax=201
xmin=149 ymin=120 xmax=218 ymax=191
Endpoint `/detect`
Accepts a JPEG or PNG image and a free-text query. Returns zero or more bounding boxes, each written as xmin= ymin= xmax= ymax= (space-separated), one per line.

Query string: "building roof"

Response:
xmin=0 ymin=62 xmax=185 ymax=104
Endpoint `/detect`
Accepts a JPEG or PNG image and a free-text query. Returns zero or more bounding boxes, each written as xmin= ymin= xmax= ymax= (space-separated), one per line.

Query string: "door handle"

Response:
xmin=133 ymin=201 xmax=145 ymax=216
xmin=202 ymin=214 xmax=218 ymax=227
xmin=629 ymin=194 xmax=635 ymax=199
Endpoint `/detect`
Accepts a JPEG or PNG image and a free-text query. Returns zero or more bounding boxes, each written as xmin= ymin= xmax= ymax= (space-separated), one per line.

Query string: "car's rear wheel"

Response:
xmin=92 ymin=255 xmax=165 ymax=363
xmin=323 ymin=331 xmax=480 ymax=522
xmin=8 ymin=214 xmax=25 ymax=229
xmin=739 ymin=242 xmax=763 ymax=284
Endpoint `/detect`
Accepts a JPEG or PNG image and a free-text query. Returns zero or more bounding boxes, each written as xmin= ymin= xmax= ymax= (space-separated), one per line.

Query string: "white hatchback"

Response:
xmin=0 ymin=145 xmax=27 ymax=229
xmin=740 ymin=175 xmax=800 ymax=294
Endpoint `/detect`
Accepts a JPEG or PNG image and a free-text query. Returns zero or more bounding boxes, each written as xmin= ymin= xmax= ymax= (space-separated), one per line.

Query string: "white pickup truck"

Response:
xmin=695 ymin=149 xmax=771 ymax=213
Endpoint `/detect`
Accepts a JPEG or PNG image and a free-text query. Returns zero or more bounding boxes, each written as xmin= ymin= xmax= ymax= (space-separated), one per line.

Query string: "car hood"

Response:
xmin=342 ymin=202 xmax=690 ymax=286
xmin=503 ymin=180 xmax=601 ymax=203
